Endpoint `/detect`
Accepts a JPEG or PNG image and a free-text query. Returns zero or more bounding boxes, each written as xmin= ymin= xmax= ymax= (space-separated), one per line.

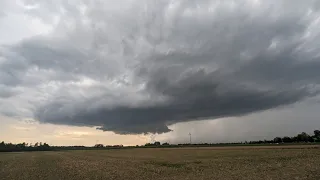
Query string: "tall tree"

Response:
xmin=274 ymin=137 xmax=282 ymax=143
xmin=282 ymin=136 xmax=292 ymax=143
xmin=296 ymin=132 xmax=310 ymax=142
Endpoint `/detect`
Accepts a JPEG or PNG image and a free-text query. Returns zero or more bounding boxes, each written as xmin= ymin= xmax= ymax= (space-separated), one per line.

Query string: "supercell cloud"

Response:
xmin=1 ymin=0 xmax=320 ymax=134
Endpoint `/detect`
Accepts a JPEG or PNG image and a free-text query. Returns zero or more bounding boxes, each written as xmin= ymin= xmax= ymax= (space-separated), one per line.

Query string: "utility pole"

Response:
xmin=189 ymin=133 xmax=192 ymax=144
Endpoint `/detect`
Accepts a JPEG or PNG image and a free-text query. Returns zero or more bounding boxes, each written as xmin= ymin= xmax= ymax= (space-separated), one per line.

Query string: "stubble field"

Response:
xmin=1 ymin=145 xmax=320 ymax=180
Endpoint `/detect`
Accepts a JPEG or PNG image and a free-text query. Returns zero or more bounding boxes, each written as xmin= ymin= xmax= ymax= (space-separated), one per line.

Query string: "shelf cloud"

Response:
xmin=1 ymin=0 xmax=320 ymax=134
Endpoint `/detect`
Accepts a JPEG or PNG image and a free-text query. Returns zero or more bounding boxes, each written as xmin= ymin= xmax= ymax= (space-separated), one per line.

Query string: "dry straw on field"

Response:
xmin=1 ymin=146 xmax=320 ymax=180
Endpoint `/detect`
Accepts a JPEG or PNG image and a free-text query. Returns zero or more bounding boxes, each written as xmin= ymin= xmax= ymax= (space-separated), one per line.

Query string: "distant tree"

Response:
xmin=273 ymin=137 xmax=282 ymax=143
xmin=162 ymin=142 xmax=169 ymax=146
xmin=154 ymin=141 xmax=161 ymax=146
xmin=145 ymin=142 xmax=161 ymax=146
xmin=296 ymin=132 xmax=312 ymax=142
xmin=314 ymin=130 xmax=320 ymax=142
xmin=0 ymin=141 xmax=52 ymax=152
xmin=282 ymin=136 xmax=292 ymax=143
xmin=16 ymin=143 xmax=26 ymax=149
xmin=0 ymin=141 xmax=5 ymax=151
xmin=43 ymin=143 xmax=50 ymax=148
xmin=94 ymin=144 xmax=104 ymax=148
xmin=113 ymin=145 xmax=123 ymax=148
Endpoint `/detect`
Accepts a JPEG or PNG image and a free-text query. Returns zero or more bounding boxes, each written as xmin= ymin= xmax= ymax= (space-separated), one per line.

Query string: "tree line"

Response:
xmin=269 ymin=130 xmax=320 ymax=144
xmin=0 ymin=142 xmax=52 ymax=152
xmin=144 ymin=130 xmax=320 ymax=147
xmin=1 ymin=130 xmax=319 ymax=152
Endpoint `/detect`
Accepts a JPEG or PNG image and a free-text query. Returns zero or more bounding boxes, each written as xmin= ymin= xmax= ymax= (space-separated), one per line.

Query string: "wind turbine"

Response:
xmin=189 ymin=132 xmax=192 ymax=144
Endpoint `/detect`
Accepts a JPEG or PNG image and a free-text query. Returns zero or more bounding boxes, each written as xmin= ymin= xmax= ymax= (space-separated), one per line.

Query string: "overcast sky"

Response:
xmin=1 ymin=0 xmax=320 ymax=146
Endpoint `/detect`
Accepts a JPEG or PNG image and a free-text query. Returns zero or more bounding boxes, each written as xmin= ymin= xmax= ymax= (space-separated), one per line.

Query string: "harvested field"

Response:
xmin=1 ymin=145 xmax=320 ymax=180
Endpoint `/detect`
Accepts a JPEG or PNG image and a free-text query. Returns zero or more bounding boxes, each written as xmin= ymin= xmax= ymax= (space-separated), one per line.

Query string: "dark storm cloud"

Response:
xmin=2 ymin=0 xmax=320 ymax=134
xmin=36 ymin=73 xmax=316 ymax=135
xmin=39 ymin=52 xmax=319 ymax=135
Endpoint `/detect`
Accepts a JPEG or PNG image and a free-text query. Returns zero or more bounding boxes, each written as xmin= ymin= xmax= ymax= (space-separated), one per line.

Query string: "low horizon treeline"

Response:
xmin=0 ymin=142 xmax=52 ymax=152
xmin=248 ymin=130 xmax=320 ymax=144
xmin=144 ymin=130 xmax=320 ymax=147
xmin=1 ymin=130 xmax=319 ymax=152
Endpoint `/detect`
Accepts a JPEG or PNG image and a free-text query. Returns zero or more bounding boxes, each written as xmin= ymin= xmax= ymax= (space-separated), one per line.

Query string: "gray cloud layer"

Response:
xmin=1 ymin=0 xmax=320 ymax=134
